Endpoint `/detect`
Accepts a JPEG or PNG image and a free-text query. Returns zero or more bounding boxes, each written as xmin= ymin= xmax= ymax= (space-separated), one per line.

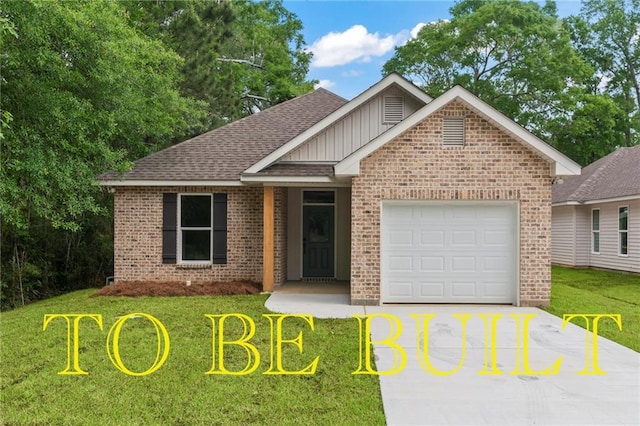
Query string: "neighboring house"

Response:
xmin=552 ymin=146 xmax=640 ymax=273
xmin=100 ymin=73 xmax=580 ymax=306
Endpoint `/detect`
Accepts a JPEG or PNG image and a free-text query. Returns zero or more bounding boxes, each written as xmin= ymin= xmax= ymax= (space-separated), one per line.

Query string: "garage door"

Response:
xmin=381 ymin=202 xmax=517 ymax=304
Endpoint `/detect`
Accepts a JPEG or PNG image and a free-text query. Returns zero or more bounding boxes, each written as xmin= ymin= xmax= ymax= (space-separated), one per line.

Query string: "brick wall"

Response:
xmin=350 ymin=101 xmax=552 ymax=306
xmin=114 ymin=186 xmax=263 ymax=284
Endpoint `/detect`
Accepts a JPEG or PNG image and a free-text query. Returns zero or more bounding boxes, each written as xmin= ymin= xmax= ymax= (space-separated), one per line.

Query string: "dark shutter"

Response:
xmin=162 ymin=193 xmax=177 ymax=264
xmin=212 ymin=193 xmax=227 ymax=264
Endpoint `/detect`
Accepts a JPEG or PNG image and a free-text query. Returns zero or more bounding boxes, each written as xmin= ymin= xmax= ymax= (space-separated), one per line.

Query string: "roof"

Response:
xmin=334 ymin=85 xmax=581 ymax=178
xmin=100 ymin=88 xmax=347 ymax=183
xmin=552 ymin=145 xmax=640 ymax=204
xmin=243 ymin=73 xmax=433 ymax=174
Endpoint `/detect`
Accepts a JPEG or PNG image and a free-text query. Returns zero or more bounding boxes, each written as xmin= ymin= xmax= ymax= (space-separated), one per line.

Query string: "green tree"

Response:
xmin=383 ymin=0 xmax=592 ymax=138
xmin=568 ymin=0 xmax=639 ymax=146
xmin=122 ymin=0 xmax=314 ymax=128
xmin=0 ymin=1 xmax=206 ymax=307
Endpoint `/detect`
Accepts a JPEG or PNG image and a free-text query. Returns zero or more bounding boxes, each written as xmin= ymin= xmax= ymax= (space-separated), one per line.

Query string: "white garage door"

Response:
xmin=381 ymin=202 xmax=518 ymax=304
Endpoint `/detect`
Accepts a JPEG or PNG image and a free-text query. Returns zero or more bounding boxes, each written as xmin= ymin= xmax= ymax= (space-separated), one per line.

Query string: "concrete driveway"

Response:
xmin=266 ymin=295 xmax=640 ymax=425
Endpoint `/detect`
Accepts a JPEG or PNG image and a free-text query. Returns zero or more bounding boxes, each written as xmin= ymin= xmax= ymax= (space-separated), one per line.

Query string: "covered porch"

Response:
xmin=261 ymin=185 xmax=352 ymax=293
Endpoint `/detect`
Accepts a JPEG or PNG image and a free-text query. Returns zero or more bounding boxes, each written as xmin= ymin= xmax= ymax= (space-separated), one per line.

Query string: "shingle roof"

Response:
xmin=552 ymin=146 xmax=640 ymax=203
xmin=100 ymin=89 xmax=347 ymax=182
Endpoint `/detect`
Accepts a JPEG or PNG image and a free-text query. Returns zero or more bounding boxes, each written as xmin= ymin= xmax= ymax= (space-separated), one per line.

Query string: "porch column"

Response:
xmin=263 ymin=186 xmax=274 ymax=291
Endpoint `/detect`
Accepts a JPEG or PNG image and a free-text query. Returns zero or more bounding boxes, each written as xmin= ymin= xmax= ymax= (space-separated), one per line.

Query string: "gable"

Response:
xmin=335 ymin=85 xmax=581 ymax=178
xmin=359 ymin=101 xmax=550 ymax=181
xmin=280 ymin=85 xmax=424 ymax=162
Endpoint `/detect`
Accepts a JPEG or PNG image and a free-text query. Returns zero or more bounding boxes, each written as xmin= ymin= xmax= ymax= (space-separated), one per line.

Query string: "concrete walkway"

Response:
xmin=265 ymin=294 xmax=640 ymax=425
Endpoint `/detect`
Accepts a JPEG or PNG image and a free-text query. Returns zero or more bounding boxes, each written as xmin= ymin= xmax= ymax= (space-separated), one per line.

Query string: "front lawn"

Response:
xmin=0 ymin=291 xmax=385 ymax=425
xmin=547 ymin=266 xmax=640 ymax=352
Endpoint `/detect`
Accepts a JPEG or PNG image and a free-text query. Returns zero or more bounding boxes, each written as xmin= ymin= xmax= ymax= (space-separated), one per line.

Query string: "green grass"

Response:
xmin=546 ymin=266 xmax=640 ymax=352
xmin=0 ymin=291 xmax=385 ymax=425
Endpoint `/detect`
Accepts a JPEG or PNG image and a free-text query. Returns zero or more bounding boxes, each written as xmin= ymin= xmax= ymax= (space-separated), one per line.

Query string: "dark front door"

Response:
xmin=303 ymin=205 xmax=335 ymax=277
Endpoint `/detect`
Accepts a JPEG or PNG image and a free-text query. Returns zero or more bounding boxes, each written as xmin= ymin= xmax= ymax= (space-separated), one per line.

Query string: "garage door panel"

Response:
xmin=387 ymin=281 xmax=413 ymax=297
xmin=420 ymin=230 xmax=445 ymax=246
xmin=388 ymin=256 xmax=412 ymax=272
xmin=451 ymin=230 xmax=476 ymax=246
xmin=451 ymin=256 xmax=476 ymax=272
xmin=419 ymin=282 xmax=445 ymax=297
xmin=382 ymin=202 xmax=517 ymax=304
xmin=451 ymin=282 xmax=477 ymax=297
xmin=420 ymin=256 xmax=444 ymax=272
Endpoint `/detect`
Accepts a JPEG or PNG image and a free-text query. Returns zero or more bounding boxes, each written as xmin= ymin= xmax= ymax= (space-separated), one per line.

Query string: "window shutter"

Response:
xmin=212 ymin=193 xmax=227 ymax=264
xmin=162 ymin=193 xmax=177 ymax=264
xmin=383 ymin=96 xmax=404 ymax=123
xmin=443 ymin=117 xmax=465 ymax=145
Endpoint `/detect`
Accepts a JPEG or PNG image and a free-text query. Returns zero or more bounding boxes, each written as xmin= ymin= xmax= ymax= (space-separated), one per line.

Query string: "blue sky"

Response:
xmin=284 ymin=1 xmax=584 ymax=99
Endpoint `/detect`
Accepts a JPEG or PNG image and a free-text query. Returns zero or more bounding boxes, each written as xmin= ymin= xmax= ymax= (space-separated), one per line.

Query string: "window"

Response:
xmin=443 ymin=117 xmax=465 ymax=146
xmin=162 ymin=193 xmax=227 ymax=265
xmin=180 ymin=194 xmax=212 ymax=262
xmin=619 ymin=206 xmax=628 ymax=256
xmin=591 ymin=209 xmax=600 ymax=254
xmin=383 ymin=96 xmax=404 ymax=123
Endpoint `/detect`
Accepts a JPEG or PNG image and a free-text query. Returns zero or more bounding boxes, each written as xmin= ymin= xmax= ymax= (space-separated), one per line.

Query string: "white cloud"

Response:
xmin=309 ymin=25 xmax=408 ymax=68
xmin=309 ymin=22 xmax=433 ymax=68
xmin=410 ymin=23 xmax=426 ymax=39
xmin=314 ymin=79 xmax=336 ymax=90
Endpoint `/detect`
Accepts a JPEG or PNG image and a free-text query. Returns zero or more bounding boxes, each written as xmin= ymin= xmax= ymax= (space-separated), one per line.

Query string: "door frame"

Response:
xmin=301 ymin=189 xmax=337 ymax=278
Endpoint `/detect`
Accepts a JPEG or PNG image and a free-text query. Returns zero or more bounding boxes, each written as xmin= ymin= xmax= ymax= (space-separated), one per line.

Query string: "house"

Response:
xmin=100 ymin=73 xmax=580 ymax=306
xmin=552 ymin=146 xmax=640 ymax=273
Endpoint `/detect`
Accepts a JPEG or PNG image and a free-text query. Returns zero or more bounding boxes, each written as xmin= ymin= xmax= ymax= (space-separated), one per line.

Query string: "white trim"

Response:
xmin=591 ymin=208 xmax=600 ymax=255
xmin=553 ymin=195 xmax=640 ymax=207
xmin=583 ymin=195 xmax=640 ymax=205
xmin=177 ymin=193 xmax=214 ymax=265
xmin=334 ymin=85 xmax=581 ymax=177
xmin=100 ymin=180 xmax=244 ymax=187
xmin=241 ymin=175 xmax=337 ymax=184
xmin=243 ymin=73 xmax=433 ymax=175
xmin=618 ymin=205 xmax=629 ymax=257
xmin=552 ymin=201 xmax=581 ymax=207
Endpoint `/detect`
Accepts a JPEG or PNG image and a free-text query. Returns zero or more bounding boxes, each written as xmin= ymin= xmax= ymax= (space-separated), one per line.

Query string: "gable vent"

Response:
xmin=443 ymin=117 xmax=465 ymax=146
xmin=383 ymin=96 xmax=404 ymax=123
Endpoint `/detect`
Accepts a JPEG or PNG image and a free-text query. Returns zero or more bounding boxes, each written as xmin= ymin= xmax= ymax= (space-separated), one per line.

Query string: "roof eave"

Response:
xmin=100 ymin=179 xmax=245 ymax=187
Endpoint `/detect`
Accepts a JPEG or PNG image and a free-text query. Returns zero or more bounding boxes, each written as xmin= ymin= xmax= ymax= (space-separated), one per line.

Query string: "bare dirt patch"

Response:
xmin=94 ymin=281 xmax=262 ymax=297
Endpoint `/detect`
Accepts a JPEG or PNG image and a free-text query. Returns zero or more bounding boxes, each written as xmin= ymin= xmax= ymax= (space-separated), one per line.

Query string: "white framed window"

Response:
xmin=619 ymin=206 xmax=628 ymax=256
xmin=591 ymin=209 xmax=600 ymax=254
xmin=178 ymin=194 xmax=213 ymax=263
xmin=383 ymin=96 xmax=404 ymax=123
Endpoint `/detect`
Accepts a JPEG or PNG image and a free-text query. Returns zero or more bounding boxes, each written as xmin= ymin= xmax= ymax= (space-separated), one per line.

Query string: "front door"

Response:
xmin=303 ymin=205 xmax=335 ymax=277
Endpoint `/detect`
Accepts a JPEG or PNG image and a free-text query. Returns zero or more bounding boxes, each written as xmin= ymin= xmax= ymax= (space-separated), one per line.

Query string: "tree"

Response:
xmin=383 ymin=0 xmax=592 ymax=138
xmin=121 ymin=0 xmax=314 ymax=128
xmin=567 ymin=0 xmax=640 ymax=146
xmin=0 ymin=1 xmax=206 ymax=307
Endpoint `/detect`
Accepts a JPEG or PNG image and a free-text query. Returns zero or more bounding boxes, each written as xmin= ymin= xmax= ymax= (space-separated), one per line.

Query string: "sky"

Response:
xmin=283 ymin=1 xmax=584 ymax=100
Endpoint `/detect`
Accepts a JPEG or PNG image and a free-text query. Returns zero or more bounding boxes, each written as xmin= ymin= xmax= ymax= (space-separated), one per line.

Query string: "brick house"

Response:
xmin=101 ymin=73 xmax=580 ymax=306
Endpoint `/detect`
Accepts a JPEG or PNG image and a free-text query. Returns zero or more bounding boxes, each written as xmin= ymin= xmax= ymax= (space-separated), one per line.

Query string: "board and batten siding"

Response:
xmin=552 ymin=205 xmax=576 ymax=265
xmin=281 ymin=86 xmax=424 ymax=162
xmin=587 ymin=199 xmax=640 ymax=273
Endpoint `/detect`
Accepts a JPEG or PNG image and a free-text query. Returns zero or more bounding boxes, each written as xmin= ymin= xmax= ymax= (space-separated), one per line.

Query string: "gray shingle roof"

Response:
xmin=100 ymin=89 xmax=347 ymax=182
xmin=552 ymin=146 xmax=640 ymax=203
